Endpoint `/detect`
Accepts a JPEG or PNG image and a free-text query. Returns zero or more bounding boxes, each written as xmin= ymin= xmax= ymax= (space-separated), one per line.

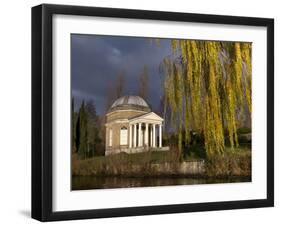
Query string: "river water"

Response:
xmin=72 ymin=176 xmax=251 ymax=190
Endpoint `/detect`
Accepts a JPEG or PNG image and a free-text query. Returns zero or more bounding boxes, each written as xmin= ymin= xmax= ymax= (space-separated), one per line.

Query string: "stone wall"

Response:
xmin=102 ymin=160 xmax=206 ymax=177
xmin=105 ymin=122 xmax=130 ymax=152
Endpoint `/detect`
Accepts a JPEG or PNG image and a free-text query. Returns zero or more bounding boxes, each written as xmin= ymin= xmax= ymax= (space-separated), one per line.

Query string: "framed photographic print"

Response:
xmin=31 ymin=4 xmax=274 ymax=221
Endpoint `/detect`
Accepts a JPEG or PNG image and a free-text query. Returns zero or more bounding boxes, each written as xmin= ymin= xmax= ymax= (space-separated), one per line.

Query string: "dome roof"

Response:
xmin=109 ymin=95 xmax=151 ymax=112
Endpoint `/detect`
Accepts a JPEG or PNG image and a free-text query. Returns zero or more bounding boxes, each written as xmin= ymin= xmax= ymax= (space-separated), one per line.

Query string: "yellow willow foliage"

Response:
xmin=171 ymin=39 xmax=179 ymax=55
xmin=162 ymin=40 xmax=252 ymax=157
xmin=163 ymin=58 xmax=177 ymax=124
xmin=225 ymin=76 xmax=238 ymax=148
xmin=205 ymin=42 xmax=224 ymax=154
xmin=163 ymin=57 xmax=185 ymax=154
xmin=241 ymin=43 xmax=252 ymax=113
xmin=175 ymin=65 xmax=184 ymax=153
xmin=179 ymin=40 xmax=202 ymax=132
xmin=233 ymin=43 xmax=243 ymax=105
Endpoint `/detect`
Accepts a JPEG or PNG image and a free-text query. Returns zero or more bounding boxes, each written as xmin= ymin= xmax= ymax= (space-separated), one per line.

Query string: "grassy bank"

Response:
xmin=72 ymin=147 xmax=251 ymax=178
xmin=206 ymin=147 xmax=251 ymax=178
xmin=72 ymin=150 xmax=184 ymax=177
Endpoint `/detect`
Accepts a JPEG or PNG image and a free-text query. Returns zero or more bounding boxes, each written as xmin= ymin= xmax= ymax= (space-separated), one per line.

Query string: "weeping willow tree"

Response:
xmin=161 ymin=40 xmax=251 ymax=157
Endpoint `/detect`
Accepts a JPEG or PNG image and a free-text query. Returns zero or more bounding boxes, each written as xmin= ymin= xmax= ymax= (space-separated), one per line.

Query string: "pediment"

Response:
xmin=129 ymin=112 xmax=163 ymax=123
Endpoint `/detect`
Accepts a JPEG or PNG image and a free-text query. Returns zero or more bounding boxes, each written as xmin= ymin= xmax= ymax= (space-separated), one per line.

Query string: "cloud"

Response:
xmin=71 ymin=34 xmax=171 ymax=115
xmin=112 ymin=47 xmax=121 ymax=56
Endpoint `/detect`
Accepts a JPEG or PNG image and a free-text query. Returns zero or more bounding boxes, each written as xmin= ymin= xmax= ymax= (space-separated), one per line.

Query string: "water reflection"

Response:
xmin=72 ymin=176 xmax=251 ymax=190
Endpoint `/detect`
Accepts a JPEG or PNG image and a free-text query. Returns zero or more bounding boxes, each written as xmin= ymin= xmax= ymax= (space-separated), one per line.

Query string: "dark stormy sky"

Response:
xmin=71 ymin=34 xmax=172 ymax=115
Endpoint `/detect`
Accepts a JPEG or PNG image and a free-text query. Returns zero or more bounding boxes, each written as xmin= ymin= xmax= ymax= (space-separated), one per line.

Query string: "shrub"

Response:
xmin=206 ymin=148 xmax=251 ymax=178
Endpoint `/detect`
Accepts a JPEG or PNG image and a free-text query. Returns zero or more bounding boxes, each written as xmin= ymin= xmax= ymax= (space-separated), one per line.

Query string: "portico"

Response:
xmin=128 ymin=112 xmax=163 ymax=149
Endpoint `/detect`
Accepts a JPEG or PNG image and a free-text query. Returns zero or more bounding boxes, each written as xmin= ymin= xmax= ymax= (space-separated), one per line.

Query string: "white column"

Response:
xmin=129 ymin=124 xmax=132 ymax=148
xmin=138 ymin=122 xmax=142 ymax=147
xmin=106 ymin=127 xmax=108 ymax=147
xmin=133 ymin=124 xmax=137 ymax=148
xmin=145 ymin=123 xmax=148 ymax=147
xmin=152 ymin=124 xmax=156 ymax=148
xmin=150 ymin=125 xmax=152 ymax=147
xmin=159 ymin=124 xmax=162 ymax=148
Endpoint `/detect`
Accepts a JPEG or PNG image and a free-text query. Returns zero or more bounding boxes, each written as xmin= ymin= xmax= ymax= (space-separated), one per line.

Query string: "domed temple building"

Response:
xmin=105 ymin=95 xmax=168 ymax=155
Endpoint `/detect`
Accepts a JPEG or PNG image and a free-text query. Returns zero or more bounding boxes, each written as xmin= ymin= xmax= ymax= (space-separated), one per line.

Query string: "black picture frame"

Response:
xmin=32 ymin=4 xmax=274 ymax=222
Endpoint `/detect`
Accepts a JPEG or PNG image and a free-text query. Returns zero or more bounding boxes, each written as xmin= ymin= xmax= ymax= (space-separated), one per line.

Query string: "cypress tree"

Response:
xmin=71 ymin=97 xmax=76 ymax=152
xmin=85 ymin=101 xmax=100 ymax=157
xmin=77 ymin=101 xmax=88 ymax=159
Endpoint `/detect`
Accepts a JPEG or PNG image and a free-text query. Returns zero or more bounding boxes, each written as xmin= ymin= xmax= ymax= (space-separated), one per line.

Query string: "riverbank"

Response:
xmin=72 ymin=148 xmax=251 ymax=178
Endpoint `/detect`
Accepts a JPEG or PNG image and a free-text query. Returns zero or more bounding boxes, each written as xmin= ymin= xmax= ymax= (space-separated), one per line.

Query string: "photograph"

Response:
xmin=30 ymin=3 xmax=274 ymax=221
xmin=71 ymin=34 xmax=252 ymax=190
